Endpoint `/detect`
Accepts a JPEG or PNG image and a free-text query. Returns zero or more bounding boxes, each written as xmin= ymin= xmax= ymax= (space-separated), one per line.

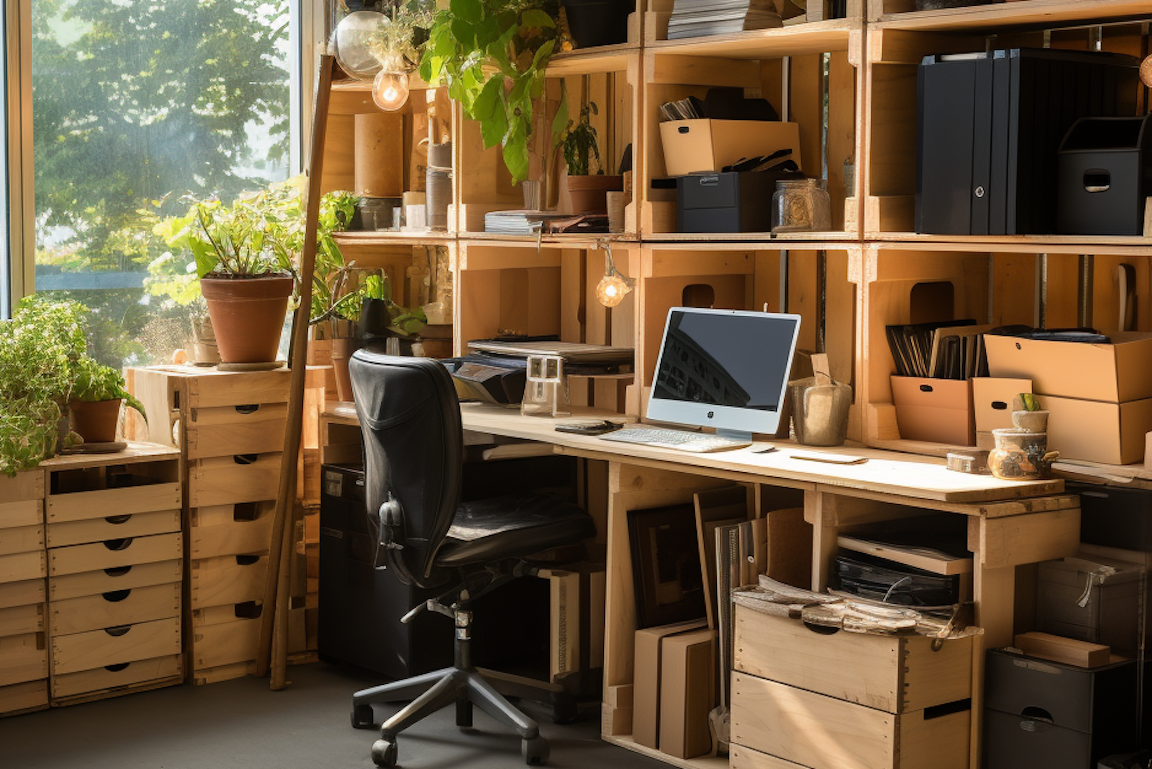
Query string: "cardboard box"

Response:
xmin=659 ymin=119 xmax=802 ymax=177
xmin=984 ymin=332 xmax=1152 ymax=403
xmin=890 ymin=376 xmax=973 ymax=446
xmin=1044 ymin=394 xmax=1152 ymax=465
xmin=633 ymin=619 xmax=707 ymax=749
xmin=972 ymin=377 xmax=1032 ymax=434
xmin=658 ymin=628 xmax=716 ymax=759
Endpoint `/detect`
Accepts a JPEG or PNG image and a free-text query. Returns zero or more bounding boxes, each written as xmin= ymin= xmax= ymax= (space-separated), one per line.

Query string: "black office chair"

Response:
xmin=347 ymin=350 xmax=596 ymax=768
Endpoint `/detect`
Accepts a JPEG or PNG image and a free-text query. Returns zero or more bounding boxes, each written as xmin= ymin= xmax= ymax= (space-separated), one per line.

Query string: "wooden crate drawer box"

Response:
xmin=0 ymin=602 xmax=44 ymax=636
xmin=0 ymin=524 xmax=43 ymax=557
xmin=48 ymin=532 xmax=182 ymax=577
xmin=47 ymin=509 xmax=180 ymax=550
xmin=51 ymin=653 xmax=182 ymax=701
xmin=191 ymin=613 xmax=261 ymax=670
xmin=0 ymin=679 xmax=48 ymax=717
xmin=190 ymin=554 xmax=268 ymax=609
xmin=185 ymin=403 xmax=288 ymax=459
xmin=0 ymin=550 xmax=46 ymax=584
xmin=734 ymin=605 xmax=973 ymax=713
xmin=731 ymin=672 xmax=971 ymax=769
xmin=189 ymin=502 xmax=274 ymax=559
xmin=0 ymin=578 xmax=44 ymax=611
xmin=189 ymin=453 xmax=281 ymax=508
xmin=46 ymin=482 xmax=180 ymax=525
xmin=49 ymin=559 xmax=181 ymax=603
xmin=731 ymin=744 xmax=818 ymax=769
xmin=0 ymin=632 xmax=47 ymax=687
xmin=0 ymin=471 xmax=44 ymax=508
xmin=50 ymin=582 xmax=180 ymax=636
xmin=50 ymin=616 xmax=180 ymax=676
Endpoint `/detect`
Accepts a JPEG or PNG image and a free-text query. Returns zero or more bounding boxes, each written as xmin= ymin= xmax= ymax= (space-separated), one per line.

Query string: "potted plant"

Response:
xmin=561 ymin=101 xmax=623 ymax=213
xmin=70 ymin=358 xmax=148 ymax=444
xmin=419 ymin=0 xmax=564 ymax=186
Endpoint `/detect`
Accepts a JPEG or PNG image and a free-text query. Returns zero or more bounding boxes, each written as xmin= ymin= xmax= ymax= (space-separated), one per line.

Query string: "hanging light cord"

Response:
xmin=599 ymin=239 xmax=634 ymax=288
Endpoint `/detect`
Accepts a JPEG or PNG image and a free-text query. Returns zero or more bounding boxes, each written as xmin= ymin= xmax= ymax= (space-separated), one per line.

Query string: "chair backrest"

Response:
xmin=349 ymin=350 xmax=462 ymax=590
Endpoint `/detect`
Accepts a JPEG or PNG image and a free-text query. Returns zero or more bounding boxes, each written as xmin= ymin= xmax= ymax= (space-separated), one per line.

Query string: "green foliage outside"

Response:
xmin=562 ymin=101 xmax=602 ymax=176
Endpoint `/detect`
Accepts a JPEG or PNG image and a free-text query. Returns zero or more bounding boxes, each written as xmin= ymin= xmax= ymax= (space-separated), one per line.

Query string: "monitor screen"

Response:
xmin=647 ymin=308 xmax=801 ymax=436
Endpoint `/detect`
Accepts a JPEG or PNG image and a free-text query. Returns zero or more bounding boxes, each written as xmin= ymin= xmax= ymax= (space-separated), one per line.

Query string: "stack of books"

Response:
xmin=483 ymin=210 xmax=568 ymax=235
xmin=667 ymin=0 xmax=782 ymax=40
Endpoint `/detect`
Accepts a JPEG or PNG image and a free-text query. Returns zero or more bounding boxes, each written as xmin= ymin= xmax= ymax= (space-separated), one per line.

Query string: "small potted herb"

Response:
xmin=70 ymin=358 xmax=148 ymax=444
xmin=562 ymin=101 xmax=622 ymax=214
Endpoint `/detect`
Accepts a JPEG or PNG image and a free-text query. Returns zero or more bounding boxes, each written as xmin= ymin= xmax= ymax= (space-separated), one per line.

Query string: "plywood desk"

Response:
xmin=321 ymin=402 xmax=1079 ymax=769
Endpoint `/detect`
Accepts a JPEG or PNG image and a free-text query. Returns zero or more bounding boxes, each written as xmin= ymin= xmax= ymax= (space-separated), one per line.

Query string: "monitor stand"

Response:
xmin=716 ymin=428 xmax=754 ymax=443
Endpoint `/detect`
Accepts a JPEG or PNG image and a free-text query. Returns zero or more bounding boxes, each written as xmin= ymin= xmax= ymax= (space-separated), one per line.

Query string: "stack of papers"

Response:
xmin=483 ymin=210 xmax=569 ymax=236
xmin=667 ymin=0 xmax=782 ymax=40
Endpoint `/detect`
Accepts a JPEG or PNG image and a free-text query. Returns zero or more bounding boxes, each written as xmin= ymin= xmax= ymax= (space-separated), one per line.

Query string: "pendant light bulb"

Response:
xmin=372 ymin=70 xmax=410 ymax=112
xmin=596 ymin=273 xmax=631 ymax=308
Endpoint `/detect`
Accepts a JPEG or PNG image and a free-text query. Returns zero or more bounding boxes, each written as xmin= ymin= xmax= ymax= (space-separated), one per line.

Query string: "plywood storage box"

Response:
xmin=0 ymin=469 xmax=48 ymax=717
xmin=731 ymin=606 xmax=973 ymax=769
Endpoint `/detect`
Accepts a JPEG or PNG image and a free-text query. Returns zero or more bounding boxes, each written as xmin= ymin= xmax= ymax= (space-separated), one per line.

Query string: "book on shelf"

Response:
xmin=886 ymin=319 xmax=995 ymax=381
xmin=482 ymin=210 xmax=569 ymax=236
xmin=667 ymin=0 xmax=782 ymax=39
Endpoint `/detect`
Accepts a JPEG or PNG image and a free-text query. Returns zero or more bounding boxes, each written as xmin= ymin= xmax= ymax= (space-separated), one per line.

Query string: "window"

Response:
xmin=28 ymin=0 xmax=303 ymax=364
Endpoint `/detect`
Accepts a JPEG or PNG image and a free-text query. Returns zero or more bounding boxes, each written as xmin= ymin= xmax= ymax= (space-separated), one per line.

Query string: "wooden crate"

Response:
xmin=730 ymin=672 xmax=971 ymax=769
xmin=190 ymin=608 xmax=262 ymax=672
xmin=0 ymin=603 xmax=44 ymax=637
xmin=190 ymin=554 xmax=268 ymax=610
xmin=734 ymin=605 xmax=971 ymax=713
xmin=184 ymin=403 xmax=289 ymax=460
xmin=0 ymin=632 xmax=48 ymax=688
xmin=48 ymin=560 xmax=182 ymax=603
xmin=50 ymin=616 xmax=181 ymax=677
xmin=189 ymin=502 xmax=274 ymax=559
xmin=0 ymin=679 xmax=48 ymax=717
xmin=51 ymin=653 xmax=183 ymax=704
xmin=47 ymin=532 xmax=183 ymax=577
xmin=189 ymin=453 xmax=281 ymax=508
xmin=49 ymin=582 xmax=181 ymax=636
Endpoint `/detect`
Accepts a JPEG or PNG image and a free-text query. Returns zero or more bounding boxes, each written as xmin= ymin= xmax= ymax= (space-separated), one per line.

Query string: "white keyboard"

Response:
xmin=599 ymin=426 xmax=752 ymax=453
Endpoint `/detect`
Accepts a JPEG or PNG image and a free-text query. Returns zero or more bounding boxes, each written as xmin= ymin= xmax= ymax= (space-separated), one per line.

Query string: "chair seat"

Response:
xmin=438 ymin=494 xmax=594 ymax=567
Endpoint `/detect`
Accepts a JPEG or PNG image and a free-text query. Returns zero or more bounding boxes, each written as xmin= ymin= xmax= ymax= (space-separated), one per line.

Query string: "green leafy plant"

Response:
xmin=561 ymin=101 xmax=602 ymax=176
xmin=419 ymin=0 xmax=565 ymax=185
xmin=0 ymin=297 xmax=90 ymax=476
xmin=72 ymin=357 xmax=147 ymax=422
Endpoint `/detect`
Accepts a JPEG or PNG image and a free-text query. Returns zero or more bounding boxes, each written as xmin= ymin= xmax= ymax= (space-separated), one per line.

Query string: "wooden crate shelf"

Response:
xmin=0 ymin=471 xmax=47 ymax=717
xmin=868 ymin=0 xmax=1152 ymax=30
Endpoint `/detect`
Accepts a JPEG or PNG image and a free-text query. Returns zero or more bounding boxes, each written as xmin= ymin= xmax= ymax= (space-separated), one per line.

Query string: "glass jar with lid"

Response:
xmin=771 ymin=178 xmax=832 ymax=233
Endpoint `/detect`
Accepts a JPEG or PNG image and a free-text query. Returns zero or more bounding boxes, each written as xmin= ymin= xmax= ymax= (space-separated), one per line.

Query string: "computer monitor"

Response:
xmin=647 ymin=307 xmax=801 ymax=440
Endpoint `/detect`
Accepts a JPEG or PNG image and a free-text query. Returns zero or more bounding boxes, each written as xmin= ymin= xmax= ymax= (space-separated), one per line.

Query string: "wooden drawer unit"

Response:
xmin=49 ymin=560 xmax=182 ymax=603
xmin=49 ymin=582 xmax=181 ymax=636
xmin=735 ymin=606 xmax=973 ymax=713
xmin=190 ymin=603 xmax=263 ymax=682
xmin=731 ymin=672 xmax=971 ymax=769
xmin=189 ymin=502 xmax=274 ymax=559
xmin=51 ymin=653 xmax=183 ymax=702
xmin=0 ymin=632 xmax=48 ymax=688
xmin=0 ymin=603 xmax=44 ymax=637
xmin=48 ymin=532 xmax=183 ymax=577
xmin=0 ymin=469 xmax=47 ymax=716
xmin=50 ymin=616 xmax=181 ymax=676
xmin=185 ymin=403 xmax=288 ymax=459
xmin=190 ymin=554 xmax=268 ymax=610
xmin=0 ymin=679 xmax=48 ymax=718
xmin=189 ymin=453 xmax=282 ymax=508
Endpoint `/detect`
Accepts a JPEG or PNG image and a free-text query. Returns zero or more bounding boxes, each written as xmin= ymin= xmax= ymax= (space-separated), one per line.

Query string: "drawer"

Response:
xmin=47 ymin=509 xmax=180 ymax=549
xmin=189 ymin=454 xmax=281 ymax=508
xmin=0 ymin=471 xmax=44 ymax=507
xmin=50 ymin=616 xmax=181 ymax=676
xmin=0 ymin=632 xmax=47 ymax=688
xmin=0 ymin=524 xmax=43 ymax=557
xmin=983 ymin=708 xmax=1093 ymax=769
xmin=0 ymin=603 xmax=44 ymax=636
xmin=184 ymin=369 xmax=290 ymax=409
xmin=0 ymin=578 xmax=45 ymax=610
xmin=50 ymin=653 xmax=183 ymax=701
xmin=734 ymin=605 xmax=973 ymax=713
xmin=0 ymin=499 xmax=41 ymax=529
xmin=731 ymin=745 xmax=812 ymax=769
xmin=48 ymin=532 xmax=182 ymax=577
xmin=730 ymin=672 xmax=970 ymax=769
xmin=50 ymin=582 xmax=181 ymax=636
xmin=0 ymin=679 xmax=48 ymax=716
xmin=192 ymin=614 xmax=262 ymax=670
xmin=46 ymin=482 xmax=180 ymax=525
xmin=185 ymin=403 xmax=287 ymax=459
xmin=190 ymin=554 xmax=268 ymax=609
xmin=189 ymin=503 xmax=274 ymax=559
xmin=0 ymin=551 xmax=46 ymax=584
xmin=49 ymin=559 xmax=182 ymax=602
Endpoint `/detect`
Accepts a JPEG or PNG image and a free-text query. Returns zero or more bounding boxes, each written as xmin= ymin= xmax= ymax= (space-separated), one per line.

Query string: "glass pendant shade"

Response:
xmin=595 ymin=273 xmax=631 ymax=308
xmin=372 ymin=70 xmax=410 ymax=111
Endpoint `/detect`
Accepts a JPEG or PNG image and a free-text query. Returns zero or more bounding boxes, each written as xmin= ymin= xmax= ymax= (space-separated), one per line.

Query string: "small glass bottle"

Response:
xmin=772 ymin=178 xmax=832 ymax=233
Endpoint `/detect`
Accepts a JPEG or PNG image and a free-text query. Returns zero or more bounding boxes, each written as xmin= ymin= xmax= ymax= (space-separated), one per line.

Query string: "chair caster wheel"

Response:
xmin=351 ymin=704 xmax=374 ymax=729
xmin=551 ymin=693 xmax=578 ymax=724
xmin=372 ymin=738 xmax=398 ymax=767
xmin=522 ymin=736 xmax=550 ymax=765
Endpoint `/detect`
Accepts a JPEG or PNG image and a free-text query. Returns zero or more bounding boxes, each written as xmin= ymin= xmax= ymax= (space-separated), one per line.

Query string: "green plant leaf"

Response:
xmin=502 ymin=122 xmax=529 ymax=186
xmin=449 ymin=0 xmax=482 ymax=24
xmin=520 ymin=9 xmax=555 ymax=30
xmin=551 ymin=86 xmax=569 ymax=152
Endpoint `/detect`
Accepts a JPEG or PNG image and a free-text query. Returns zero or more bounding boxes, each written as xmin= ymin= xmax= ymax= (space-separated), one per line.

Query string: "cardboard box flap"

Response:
xmin=972 ymin=377 xmax=1032 ymax=433
xmin=985 ymin=332 xmax=1152 ymax=403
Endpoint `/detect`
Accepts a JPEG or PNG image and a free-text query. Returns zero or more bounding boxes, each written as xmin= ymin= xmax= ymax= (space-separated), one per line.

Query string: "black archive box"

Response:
xmin=916 ymin=48 xmax=1140 ymax=236
xmin=1057 ymin=114 xmax=1152 ymax=236
xmin=676 ymin=171 xmax=775 ymax=233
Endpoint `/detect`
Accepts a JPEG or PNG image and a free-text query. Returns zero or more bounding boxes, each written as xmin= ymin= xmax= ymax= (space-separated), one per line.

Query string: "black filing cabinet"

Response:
xmin=984 ymin=649 xmax=1139 ymax=769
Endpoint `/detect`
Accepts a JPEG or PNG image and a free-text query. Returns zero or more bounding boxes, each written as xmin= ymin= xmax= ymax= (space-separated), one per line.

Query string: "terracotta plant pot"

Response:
xmin=200 ymin=275 xmax=293 ymax=364
xmin=331 ymin=337 xmax=364 ymax=402
xmin=69 ymin=399 xmax=122 ymax=443
xmin=567 ymin=174 xmax=624 ymax=215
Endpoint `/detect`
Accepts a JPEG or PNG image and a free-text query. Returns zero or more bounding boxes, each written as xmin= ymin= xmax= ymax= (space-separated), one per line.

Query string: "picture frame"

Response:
xmin=627 ymin=503 xmax=706 ymax=629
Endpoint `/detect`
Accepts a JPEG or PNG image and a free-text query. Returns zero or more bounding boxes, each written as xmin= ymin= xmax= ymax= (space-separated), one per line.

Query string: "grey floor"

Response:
xmin=0 ymin=663 xmax=667 ymax=769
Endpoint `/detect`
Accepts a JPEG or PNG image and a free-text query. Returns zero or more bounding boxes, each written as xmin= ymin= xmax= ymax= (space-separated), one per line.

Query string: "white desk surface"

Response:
xmin=324 ymin=402 xmax=1063 ymax=506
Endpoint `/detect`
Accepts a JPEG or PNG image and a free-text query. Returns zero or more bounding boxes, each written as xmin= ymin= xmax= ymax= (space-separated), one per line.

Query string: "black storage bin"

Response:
xmin=984 ymin=648 xmax=1139 ymax=769
xmin=1057 ymin=115 xmax=1152 ymax=236
xmin=916 ymin=48 xmax=1139 ymax=236
xmin=676 ymin=171 xmax=775 ymax=233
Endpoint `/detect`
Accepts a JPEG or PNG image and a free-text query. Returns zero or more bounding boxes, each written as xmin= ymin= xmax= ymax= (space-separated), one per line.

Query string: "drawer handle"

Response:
xmin=104 ymin=663 xmax=130 ymax=672
xmin=105 ymin=514 xmax=132 ymax=525
xmin=1018 ymin=706 xmax=1054 ymax=732
xmin=234 ymin=601 xmax=263 ymax=620
xmin=233 ymin=502 xmax=259 ymax=522
xmin=991 ymin=401 xmax=1008 ymax=411
xmin=103 ymin=538 xmax=134 ymax=551
xmin=104 ymin=625 xmax=132 ymax=637
xmin=236 ymin=554 xmax=261 ymax=566
xmin=104 ymin=566 xmax=132 ymax=577
xmin=233 ymin=454 xmax=258 ymax=465
xmin=102 ymin=589 xmax=131 ymax=603
xmin=235 ymin=404 xmax=260 ymax=415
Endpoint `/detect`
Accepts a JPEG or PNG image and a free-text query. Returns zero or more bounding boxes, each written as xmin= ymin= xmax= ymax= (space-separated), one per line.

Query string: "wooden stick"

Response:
xmin=257 ymin=53 xmax=336 ymax=684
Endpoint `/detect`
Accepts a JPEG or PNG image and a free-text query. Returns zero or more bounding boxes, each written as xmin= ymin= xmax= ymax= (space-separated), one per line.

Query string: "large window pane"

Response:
xmin=32 ymin=0 xmax=293 ymax=365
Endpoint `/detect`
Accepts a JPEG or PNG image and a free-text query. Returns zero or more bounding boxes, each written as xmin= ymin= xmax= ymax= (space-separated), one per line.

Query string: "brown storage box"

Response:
xmin=48 ymin=559 xmax=181 ymax=603
xmin=0 ymin=579 xmax=45 ymax=611
xmin=659 ymin=120 xmax=802 ymax=177
xmin=184 ymin=403 xmax=289 ymax=460
xmin=0 ymin=632 xmax=47 ymax=688
xmin=0 ymin=524 xmax=43 ymax=557
xmin=659 ymin=627 xmax=716 ymax=759
xmin=189 ymin=453 xmax=281 ymax=508
xmin=47 ymin=510 xmax=180 ymax=550
xmin=730 ymin=672 xmax=971 ymax=769
xmin=632 ymin=618 xmax=707 ymax=749
xmin=972 ymin=377 xmax=1032 ymax=435
xmin=0 ymin=551 xmax=45 ymax=584
xmin=0 ymin=679 xmax=48 ymax=716
xmin=51 ymin=653 xmax=182 ymax=701
xmin=49 ymin=582 xmax=181 ymax=636
xmin=47 ymin=531 xmax=183 ymax=577
xmin=49 ymin=616 xmax=181 ymax=676
xmin=191 ymin=612 xmax=262 ymax=670
xmin=189 ymin=503 xmax=275 ymax=559
xmin=890 ymin=376 xmax=973 ymax=446
xmin=45 ymin=482 xmax=180 ymax=526
xmin=190 ymin=554 xmax=268 ymax=609
xmin=0 ymin=603 xmax=43 ymax=637
xmin=985 ymin=332 xmax=1152 ymax=403
xmin=1044 ymin=394 xmax=1152 ymax=465
xmin=734 ymin=606 xmax=972 ymax=713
